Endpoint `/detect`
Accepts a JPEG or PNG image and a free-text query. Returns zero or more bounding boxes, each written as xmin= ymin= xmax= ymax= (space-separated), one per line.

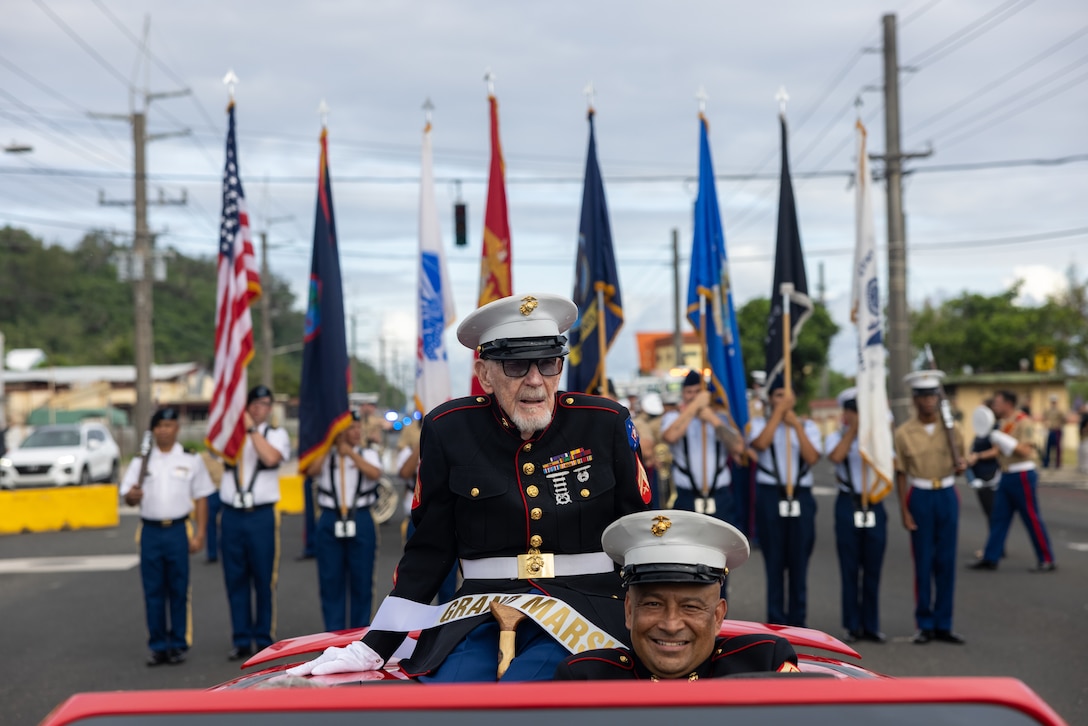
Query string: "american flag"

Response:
xmin=205 ymin=102 xmax=261 ymax=464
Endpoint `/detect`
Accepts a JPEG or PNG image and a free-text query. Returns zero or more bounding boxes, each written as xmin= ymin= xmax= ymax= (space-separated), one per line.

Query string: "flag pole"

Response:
xmin=699 ymin=296 xmax=710 ymax=498
xmin=781 ymin=282 xmax=794 ymax=502
xmin=338 ymin=452 xmax=348 ymax=521
xmin=596 ymin=284 xmax=608 ymax=393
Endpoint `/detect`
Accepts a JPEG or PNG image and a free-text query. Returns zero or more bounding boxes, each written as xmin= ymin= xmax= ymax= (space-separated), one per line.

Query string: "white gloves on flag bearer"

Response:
xmin=285 ymin=641 xmax=385 ymax=676
xmin=988 ymin=430 xmax=1019 ymax=457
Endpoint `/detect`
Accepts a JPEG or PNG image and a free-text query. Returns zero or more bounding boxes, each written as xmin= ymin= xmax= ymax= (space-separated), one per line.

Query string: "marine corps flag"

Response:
xmin=415 ymin=117 xmax=456 ymax=415
xmin=470 ymin=93 xmax=513 ymax=396
xmin=298 ymin=127 xmax=352 ymax=472
xmin=851 ymin=119 xmax=894 ymax=502
xmin=567 ymin=109 xmax=623 ymax=395
xmin=686 ymin=113 xmax=747 ymax=432
xmin=764 ymin=114 xmax=813 ymax=390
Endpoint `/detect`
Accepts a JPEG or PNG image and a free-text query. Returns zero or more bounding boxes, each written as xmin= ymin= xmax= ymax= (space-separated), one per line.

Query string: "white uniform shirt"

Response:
xmin=660 ymin=409 xmax=733 ymax=492
xmin=120 ymin=443 xmax=216 ymax=520
xmin=748 ymin=416 xmax=822 ymax=487
xmin=824 ymin=429 xmax=863 ymax=494
xmin=219 ymin=424 xmax=291 ymax=506
xmin=315 ymin=446 xmax=382 ymax=511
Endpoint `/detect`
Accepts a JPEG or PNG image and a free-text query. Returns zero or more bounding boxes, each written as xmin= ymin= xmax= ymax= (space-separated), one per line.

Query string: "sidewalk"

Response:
xmin=1038 ymin=467 xmax=1088 ymax=489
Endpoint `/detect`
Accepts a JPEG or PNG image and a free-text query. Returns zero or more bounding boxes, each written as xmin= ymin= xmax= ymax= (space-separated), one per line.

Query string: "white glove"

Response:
xmin=285 ymin=640 xmax=385 ymax=677
xmin=988 ymin=430 xmax=1018 ymax=457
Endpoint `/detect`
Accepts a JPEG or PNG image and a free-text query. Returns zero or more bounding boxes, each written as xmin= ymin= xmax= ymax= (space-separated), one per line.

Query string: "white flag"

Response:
xmin=414 ymin=120 xmax=456 ymax=415
xmin=851 ymin=120 xmax=894 ymax=502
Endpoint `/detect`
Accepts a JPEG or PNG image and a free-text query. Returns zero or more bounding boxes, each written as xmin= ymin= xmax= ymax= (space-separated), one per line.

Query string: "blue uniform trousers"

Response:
xmin=674 ymin=485 xmax=735 ymax=600
xmin=418 ymin=604 xmax=568 ymax=683
xmin=834 ymin=494 xmax=887 ymax=635
xmin=139 ymin=519 xmax=191 ymax=654
xmin=315 ymin=507 xmax=377 ymax=631
xmin=220 ymin=504 xmax=277 ymax=650
xmin=205 ymin=490 xmax=221 ymax=562
xmin=731 ymin=460 xmax=757 ymax=541
xmin=405 ymin=519 xmax=458 ymax=604
xmin=982 ymin=470 xmax=1054 ymax=565
xmin=906 ymin=486 xmax=958 ymax=631
xmin=755 ymin=486 xmax=816 ymax=627
xmin=1043 ymin=430 xmax=1062 ymax=468
xmin=301 ymin=476 xmax=317 ymax=557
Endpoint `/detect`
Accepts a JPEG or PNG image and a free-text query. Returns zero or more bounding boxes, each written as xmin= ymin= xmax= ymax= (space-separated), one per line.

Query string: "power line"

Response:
xmin=906 ymin=0 xmax=1035 ymax=69
xmin=32 ymin=0 xmax=132 ymax=91
xmin=907 ymin=25 xmax=1088 ymax=140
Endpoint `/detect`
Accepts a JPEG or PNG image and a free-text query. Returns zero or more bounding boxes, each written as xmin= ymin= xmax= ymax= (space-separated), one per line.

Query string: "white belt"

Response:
xmin=461 ymin=552 xmax=614 ymax=580
xmin=1006 ymin=461 xmax=1036 ymax=474
xmin=909 ymin=475 xmax=955 ymax=490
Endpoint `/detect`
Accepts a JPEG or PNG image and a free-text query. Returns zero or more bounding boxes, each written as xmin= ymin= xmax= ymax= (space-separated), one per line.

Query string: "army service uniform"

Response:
xmin=554 ymin=634 xmax=798 ymax=680
xmin=120 ymin=443 xmax=215 ymax=658
xmin=893 ymin=418 xmax=964 ymax=635
xmin=660 ymin=408 xmax=735 ymax=522
xmin=314 ymin=445 xmax=382 ymax=631
xmin=361 ymin=392 xmax=651 ymax=680
xmin=219 ymin=423 xmax=292 ymax=653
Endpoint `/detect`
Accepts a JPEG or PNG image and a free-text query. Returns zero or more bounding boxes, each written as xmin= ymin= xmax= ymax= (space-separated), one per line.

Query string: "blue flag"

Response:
xmin=686 ymin=114 xmax=748 ymax=433
xmin=568 ymin=109 xmax=623 ymax=395
xmin=298 ymin=128 xmax=352 ymax=472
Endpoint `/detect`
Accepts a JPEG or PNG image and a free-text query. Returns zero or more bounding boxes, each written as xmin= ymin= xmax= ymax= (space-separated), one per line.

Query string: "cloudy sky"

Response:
xmin=2 ymin=0 xmax=1085 ymax=397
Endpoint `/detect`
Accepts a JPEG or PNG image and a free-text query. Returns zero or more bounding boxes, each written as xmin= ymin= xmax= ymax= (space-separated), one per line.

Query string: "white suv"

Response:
xmin=0 ymin=423 xmax=121 ymax=489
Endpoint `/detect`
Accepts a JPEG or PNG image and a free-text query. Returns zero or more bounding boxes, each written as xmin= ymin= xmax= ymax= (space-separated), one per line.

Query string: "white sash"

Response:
xmin=370 ymin=594 xmax=623 ymax=654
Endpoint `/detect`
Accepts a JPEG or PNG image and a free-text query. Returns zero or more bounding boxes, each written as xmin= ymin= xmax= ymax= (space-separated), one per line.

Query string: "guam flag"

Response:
xmin=567 ymin=108 xmax=623 ymax=395
xmin=298 ymin=127 xmax=352 ymax=472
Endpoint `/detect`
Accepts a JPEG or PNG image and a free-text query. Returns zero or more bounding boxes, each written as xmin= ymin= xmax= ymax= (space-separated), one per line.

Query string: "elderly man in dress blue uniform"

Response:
xmin=121 ymin=407 xmax=215 ymax=666
xmin=825 ymin=387 xmax=888 ymax=644
xmin=555 ymin=510 xmax=798 ymax=680
xmin=288 ymin=292 xmax=651 ymax=682
xmin=893 ymin=370 xmax=966 ymax=645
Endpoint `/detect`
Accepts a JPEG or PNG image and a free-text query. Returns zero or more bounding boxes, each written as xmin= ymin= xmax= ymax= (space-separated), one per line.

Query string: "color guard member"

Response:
xmin=120 ymin=407 xmax=215 ymax=666
xmin=219 ymin=384 xmax=292 ymax=661
xmin=893 ymin=370 xmax=966 ymax=644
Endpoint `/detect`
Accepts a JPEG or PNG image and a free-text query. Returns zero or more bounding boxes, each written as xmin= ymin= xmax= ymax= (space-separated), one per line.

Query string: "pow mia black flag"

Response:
xmin=764 ymin=114 xmax=813 ymax=390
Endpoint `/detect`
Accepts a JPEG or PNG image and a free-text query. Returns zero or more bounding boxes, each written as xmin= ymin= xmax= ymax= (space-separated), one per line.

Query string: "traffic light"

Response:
xmin=454 ymin=201 xmax=467 ymax=247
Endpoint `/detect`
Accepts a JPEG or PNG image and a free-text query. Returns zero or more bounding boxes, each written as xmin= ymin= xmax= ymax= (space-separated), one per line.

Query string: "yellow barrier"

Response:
xmin=276 ymin=474 xmax=306 ymax=515
xmin=0 ymin=484 xmax=120 ymax=535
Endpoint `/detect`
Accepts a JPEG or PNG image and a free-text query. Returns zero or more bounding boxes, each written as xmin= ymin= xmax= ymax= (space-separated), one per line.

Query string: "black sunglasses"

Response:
xmin=499 ymin=357 xmax=564 ymax=378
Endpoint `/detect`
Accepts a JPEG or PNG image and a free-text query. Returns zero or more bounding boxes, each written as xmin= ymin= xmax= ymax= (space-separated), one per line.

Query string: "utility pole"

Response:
xmin=874 ymin=12 xmax=932 ymax=423
xmin=257 ymin=214 xmax=292 ymax=389
xmin=671 ymin=228 xmax=682 ymax=370
xmin=94 ymin=18 xmax=189 ymax=436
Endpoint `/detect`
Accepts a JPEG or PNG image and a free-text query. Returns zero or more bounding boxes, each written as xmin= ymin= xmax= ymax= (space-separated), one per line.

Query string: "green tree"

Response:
xmin=736 ymin=298 xmax=840 ymax=410
xmin=909 ymin=282 xmax=1083 ymax=374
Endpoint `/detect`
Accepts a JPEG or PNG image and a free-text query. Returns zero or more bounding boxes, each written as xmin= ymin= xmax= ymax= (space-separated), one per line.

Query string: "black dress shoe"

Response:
xmin=1029 ymin=561 xmax=1057 ymax=573
xmin=967 ymin=559 xmax=998 ymax=570
xmin=227 ymin=646 xmax=253 ymax=661
xmin=146 ymin=651 xmax=170 ymax=666
xmin=167 ymin=649 xmax=186 ymax=664
xmin=934 ymin=629 xmax=966 ymax=644
xmin=843 ymin=630 xmax=862 ymax=643
xmin=911 ymin=630 xmax=933 ymax=644
xmin=862 ymin=630 xmax=887 ymax=644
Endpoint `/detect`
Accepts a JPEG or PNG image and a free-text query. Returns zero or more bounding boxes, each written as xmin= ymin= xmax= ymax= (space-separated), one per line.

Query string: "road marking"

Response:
xmin=0 ymin=554 xmax=139 ymax=574
xmin=1067 ymin=543 xmax=1088 ymax=552
xmin=812 ymin=486 xmax=837 ymax=497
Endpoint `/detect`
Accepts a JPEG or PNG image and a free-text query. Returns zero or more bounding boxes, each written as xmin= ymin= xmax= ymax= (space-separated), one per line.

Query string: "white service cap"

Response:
xmin=456 ymin=293 xmax=577 ymax=360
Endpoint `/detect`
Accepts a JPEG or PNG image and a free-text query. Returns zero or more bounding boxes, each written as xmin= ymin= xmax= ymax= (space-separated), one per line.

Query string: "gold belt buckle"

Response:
xmin=932 ymin=478 xmax=942 ymax=490
xmin=517 ymin=550 xmax=555 ymax=579
xmin=161 ymin=519 xmax=173 ymax=527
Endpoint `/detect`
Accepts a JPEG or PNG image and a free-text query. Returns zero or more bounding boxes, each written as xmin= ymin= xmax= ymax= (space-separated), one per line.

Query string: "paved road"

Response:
xmin=2 ymin=463 xmax=1086 ymax=725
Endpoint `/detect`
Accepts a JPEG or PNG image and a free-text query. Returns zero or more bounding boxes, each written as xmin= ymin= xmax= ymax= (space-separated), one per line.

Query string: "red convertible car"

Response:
xmin=41 ymin=619 xmax=1067 ymax=726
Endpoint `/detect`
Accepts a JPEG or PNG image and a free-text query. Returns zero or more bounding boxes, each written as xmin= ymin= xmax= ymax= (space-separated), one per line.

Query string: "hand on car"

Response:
xmin=285 ymin=640 xmax=384 ymax=677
